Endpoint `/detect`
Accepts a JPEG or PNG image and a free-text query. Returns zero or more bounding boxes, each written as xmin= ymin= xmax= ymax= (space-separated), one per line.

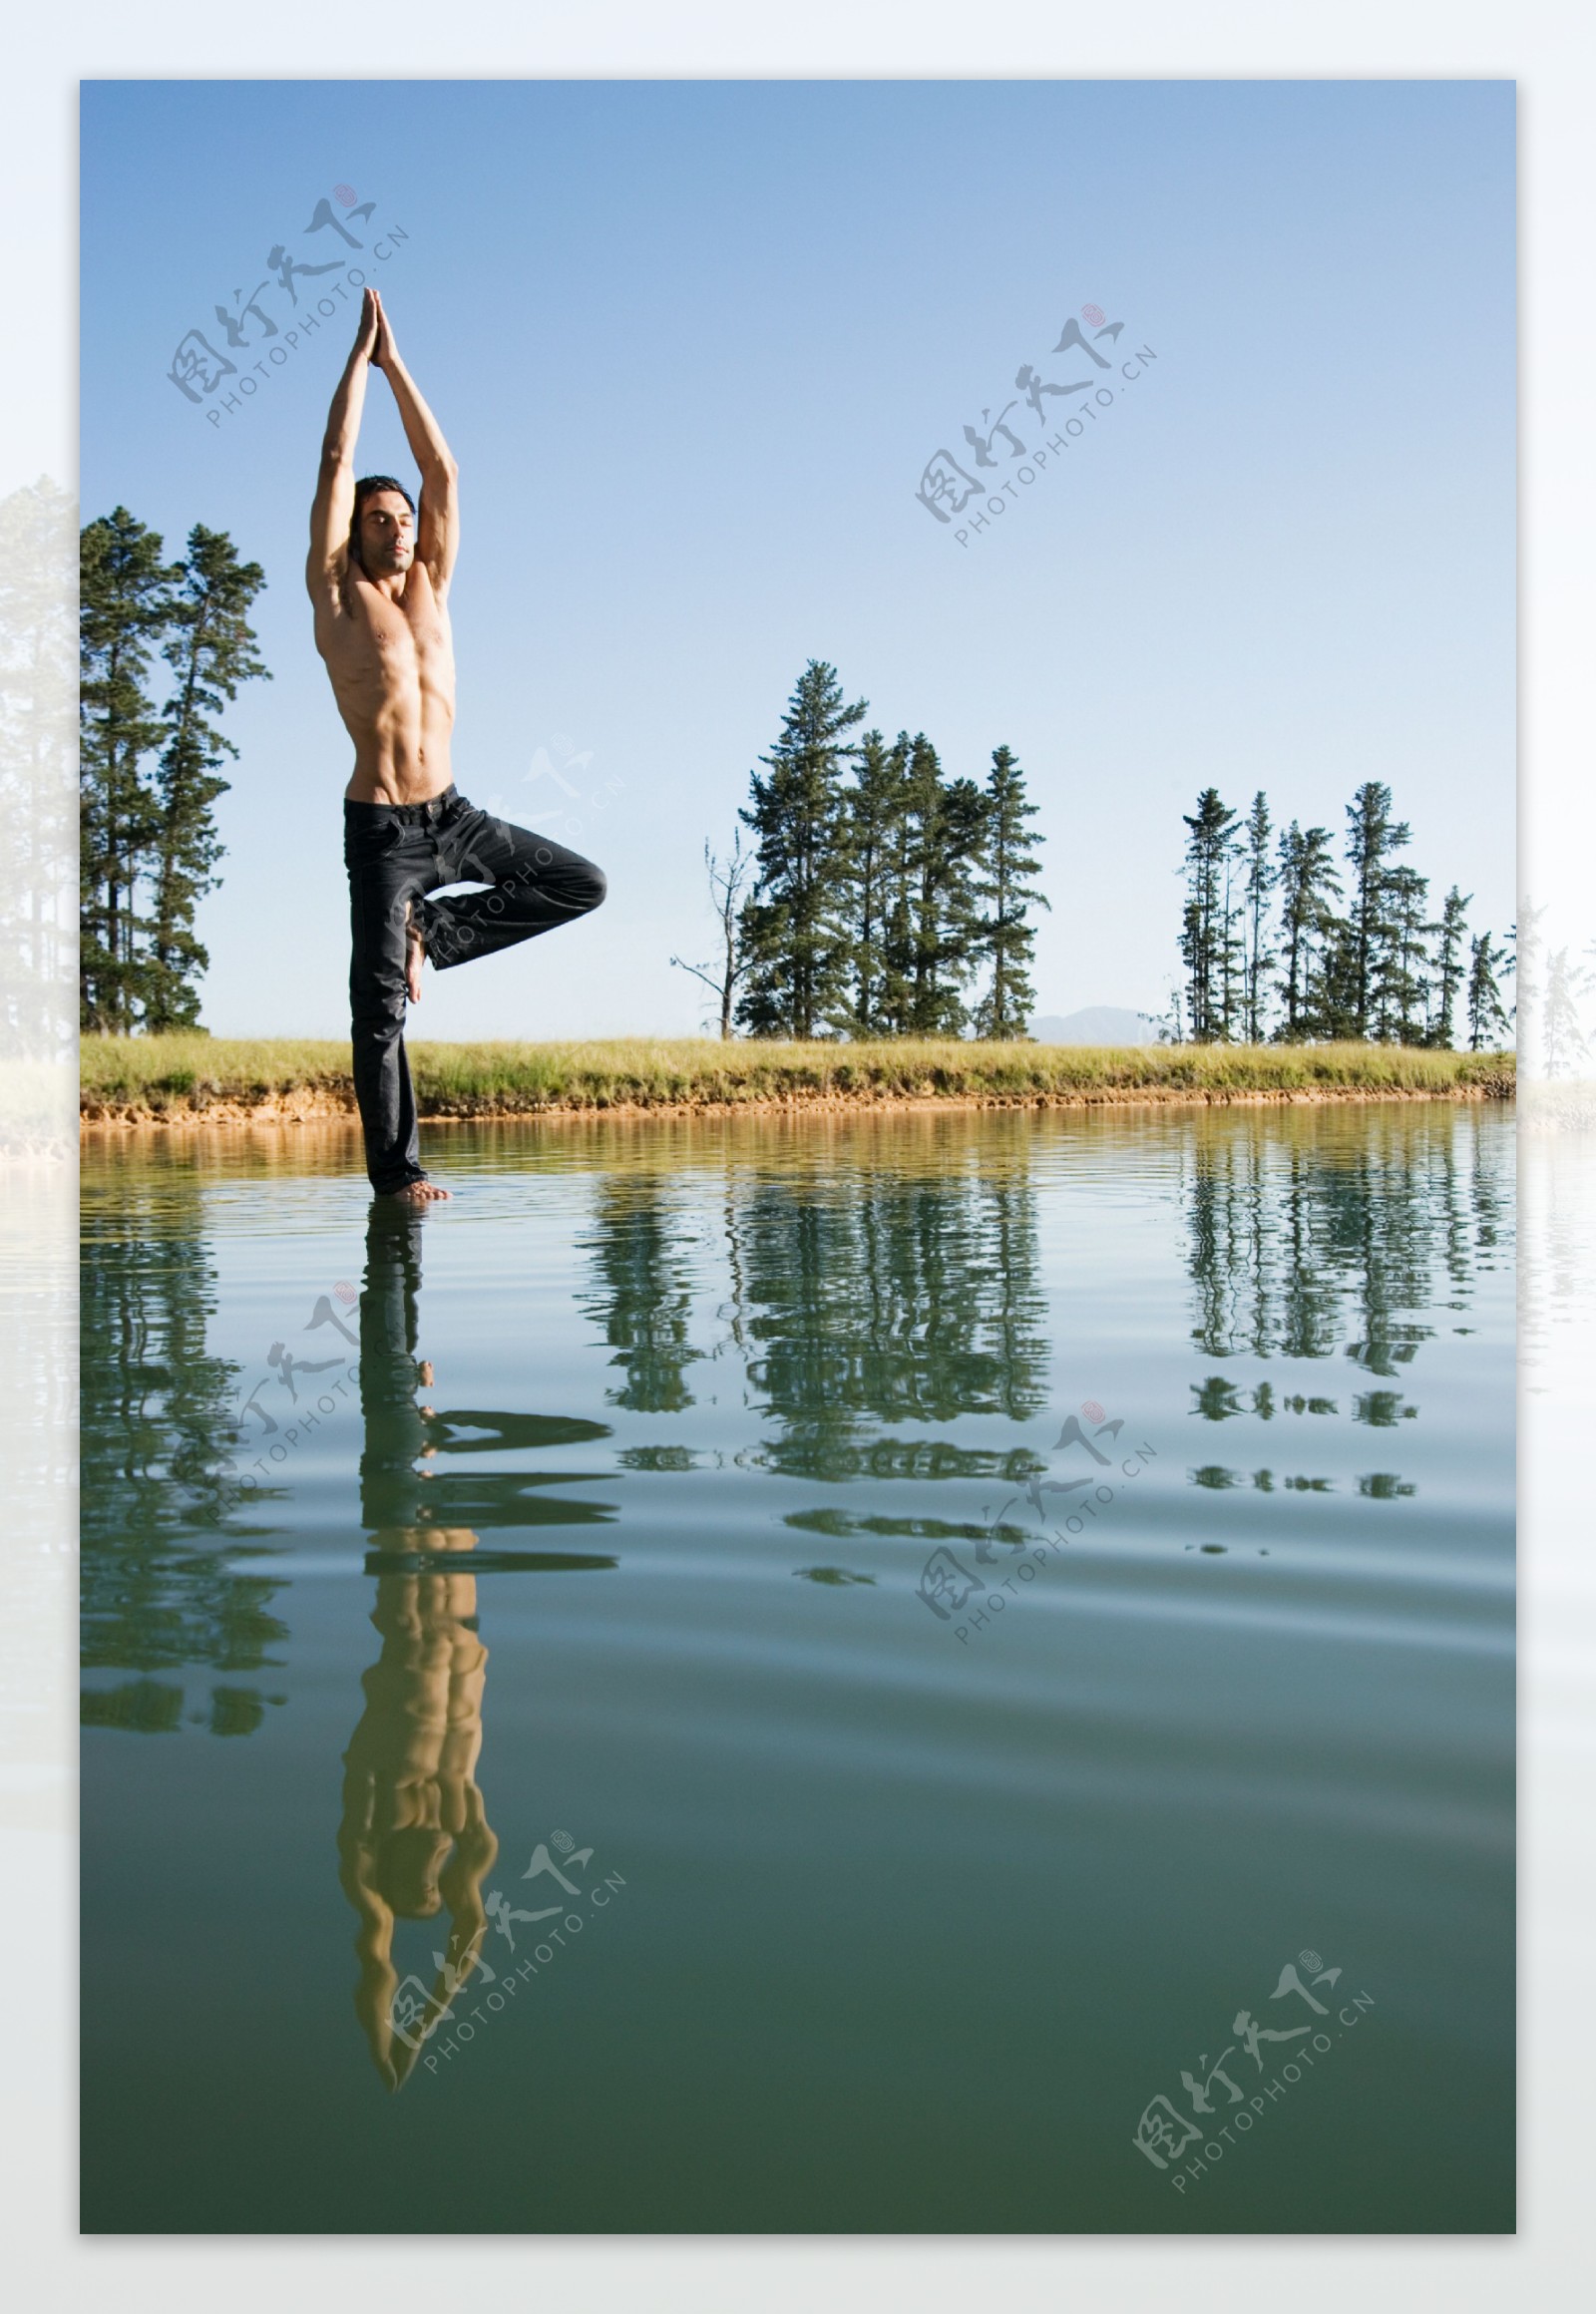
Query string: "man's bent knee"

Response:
xmin=351 ymin=985 xmax=407 ymax=1038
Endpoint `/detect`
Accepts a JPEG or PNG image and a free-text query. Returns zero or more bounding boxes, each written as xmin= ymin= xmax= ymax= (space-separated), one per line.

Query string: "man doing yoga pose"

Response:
xmin=308 ymin=287 xmax=605 ymax=1202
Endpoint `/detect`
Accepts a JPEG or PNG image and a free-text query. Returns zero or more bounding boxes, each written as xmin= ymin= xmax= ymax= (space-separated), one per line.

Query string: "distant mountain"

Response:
xmin=1029 ymin=1006 xmax=1159 ymax=1046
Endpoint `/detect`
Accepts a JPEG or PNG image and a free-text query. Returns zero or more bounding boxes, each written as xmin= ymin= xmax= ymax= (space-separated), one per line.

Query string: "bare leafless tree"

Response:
xmin=670 ymin=832 xmax=755 ymax=1039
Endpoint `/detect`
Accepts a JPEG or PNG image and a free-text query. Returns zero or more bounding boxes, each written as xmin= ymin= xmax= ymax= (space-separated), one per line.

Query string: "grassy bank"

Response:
xmin=80 ymin=1035 xmax=1516 ymax=1123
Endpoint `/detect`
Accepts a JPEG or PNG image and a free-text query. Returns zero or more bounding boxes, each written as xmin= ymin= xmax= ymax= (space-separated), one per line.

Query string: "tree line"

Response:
xmin=674 ymin=659 xmax=1048 ymax=1040
xmin=80 ymin=506 xmax=268 ymax=1033
xmin=1174 ymin=783 xmax=1512 ymax=1050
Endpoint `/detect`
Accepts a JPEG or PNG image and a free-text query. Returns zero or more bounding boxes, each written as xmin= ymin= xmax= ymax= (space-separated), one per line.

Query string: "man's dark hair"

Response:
xmin=349 ymin=474 xmax=416 ymax=569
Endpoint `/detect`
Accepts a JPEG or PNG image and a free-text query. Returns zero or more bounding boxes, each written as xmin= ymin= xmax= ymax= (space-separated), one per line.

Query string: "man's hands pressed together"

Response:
xmin=354 ymin=282 xmax=381 ymax=364
xmin=371 ymin=289 xmax=398 ymax=372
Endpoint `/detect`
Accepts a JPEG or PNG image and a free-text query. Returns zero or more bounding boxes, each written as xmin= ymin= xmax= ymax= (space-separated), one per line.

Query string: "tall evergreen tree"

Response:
xmin=1343 ymin=780 xmax=1411 ymax=1038
xmin=903 ymin=736 xmax=983 ymax=1036
xmin=835 ymin=729 xmax=908 ymax=1036
xmin=872 ymin=732 xmax=919 ymax=1037
xmin=1375 ymin=864 xmax=1434 ymax=1043
xmin=971 ymin=744 xmax=1048 ymax=1040
xmin=1274 ymin=820 xmax=1341 ymax=1041
xmin=1465 ymin=932 xmax=1510 ymax=1051
xmin=146 ymin=526 xmax=269 ymax=1031
xmin=1241 ymin=789 xmax=1276 ymax=1042
xmin=1426 ymin=886 xmax=1470 ymax=1049
xmin=1179 ymin=788 xmax=1239 ymax=1041
xmin=1179 ymin=778 xmax=1494 ymax=1052
xmin=736 ymin=659 xmax=866 ymax=1038
xmin=1309 ymin=916 xmax=1366 ymax=1040
xmin=1217 ymin=847 xmax=1247 ymax=1040
xmin=80 ymin=509 xmax=180 ymax=1032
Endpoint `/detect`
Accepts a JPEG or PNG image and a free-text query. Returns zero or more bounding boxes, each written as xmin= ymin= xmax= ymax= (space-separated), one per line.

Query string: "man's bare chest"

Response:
xmin=336 ymin=598 xmax=453 ymax=685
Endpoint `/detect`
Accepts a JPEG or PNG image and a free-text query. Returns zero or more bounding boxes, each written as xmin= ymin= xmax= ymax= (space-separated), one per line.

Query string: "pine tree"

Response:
xmin=1217 ymin=847 xmax=1247 ymax=1040
xmin=80 ymin=509 xmax=180 ymax=1032
xmin=972 ymin=744 xmax=1048 ymax=1040
xmin=835 ymin=729 xmax=908 ymax=1036
xmin=1241 ymin=790 xmax=1276 ymax=1043
xmin=872 ymin=733 xmax=918 ymax=1037
xmin=1374 ymin=864 xmax=1433 ymax=1043
xmin=903 ymin=737 xmax=983 ymax=1036
xmin=1310 ymin=917 xmax=1364 ymax=1040
xmin=1343 ymin=781 xmax=1411 ymax=1038
xmin=1179 ymin=788 xmax=1239 ymax=1041
xmin=146 ymin=526 xmax=269 ymax=1031
xmin=736 ymin=660 xmax=866 ymax=1038
xmin=1426 ymin=887 xmax=1470 ymax=1049
xmin=1274 ymin=821 xmax=1341 ymax=1041
xmin=1465 ymin=932 xmax=1509 ymax=1051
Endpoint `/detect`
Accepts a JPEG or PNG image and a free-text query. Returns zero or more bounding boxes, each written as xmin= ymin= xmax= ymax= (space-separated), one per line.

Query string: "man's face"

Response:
xmin=358 ymin=491 xmax=415 ymax=575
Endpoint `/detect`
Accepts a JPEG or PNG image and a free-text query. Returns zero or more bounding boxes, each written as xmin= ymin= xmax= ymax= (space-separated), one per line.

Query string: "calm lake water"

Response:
xmin=80 ymin=1105 xmax=1515 ymax=2234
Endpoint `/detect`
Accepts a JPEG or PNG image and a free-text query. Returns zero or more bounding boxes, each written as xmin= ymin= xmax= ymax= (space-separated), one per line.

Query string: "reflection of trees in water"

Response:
xmin=731 ymin=1167 xmax=1048 ymax=1478
xmin=574 ymin=1154 xmax=1050 ymax=1482
xmin=1181 ymin=1110 xmax=1512 ymax=1499
xmin=81 ymin=1193 xmax=287 ymax=1732
xmin=1182 ymin=1111 xmax=1510 ymax=1376
xmin=579 ymin=1182 xmax=704 ymax=1412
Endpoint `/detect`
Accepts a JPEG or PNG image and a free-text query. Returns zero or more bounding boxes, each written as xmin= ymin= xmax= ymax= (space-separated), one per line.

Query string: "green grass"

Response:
xmin=81 ymin=1034 xmax=1516 ymax=1118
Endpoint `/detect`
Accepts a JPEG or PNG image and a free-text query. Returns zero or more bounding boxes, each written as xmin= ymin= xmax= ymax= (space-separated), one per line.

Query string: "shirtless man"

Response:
xmin=308 ymin=287 xmax=606 ymax=1202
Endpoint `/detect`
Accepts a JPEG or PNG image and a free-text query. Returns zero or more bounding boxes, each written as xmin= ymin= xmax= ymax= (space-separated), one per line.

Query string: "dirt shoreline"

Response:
xmin=81 ymin=1082 xmax=1515 ymax=1129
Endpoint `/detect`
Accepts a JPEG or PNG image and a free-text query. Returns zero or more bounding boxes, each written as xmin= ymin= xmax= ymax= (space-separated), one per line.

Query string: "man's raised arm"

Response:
xmin=371 ymin=292 xmax=461 ymax=592
xmin=307 ymin=287 xmax=380 ymax=604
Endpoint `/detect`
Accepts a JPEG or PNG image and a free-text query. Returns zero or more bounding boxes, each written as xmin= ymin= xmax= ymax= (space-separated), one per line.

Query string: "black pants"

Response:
xmin=344 ymin=786 xmax=605 ymax=1194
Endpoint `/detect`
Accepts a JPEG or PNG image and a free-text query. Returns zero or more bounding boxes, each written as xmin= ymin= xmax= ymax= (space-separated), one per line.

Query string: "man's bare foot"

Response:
xmin=405 ymin=904 xmax=426 ymax=1004
xmin=382 ymin=1178 xmax=452 ymax=1203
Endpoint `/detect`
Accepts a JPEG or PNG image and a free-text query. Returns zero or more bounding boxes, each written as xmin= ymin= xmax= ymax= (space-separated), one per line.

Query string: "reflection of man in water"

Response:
xmin=336 ymin=1203 xmax=496 ymax=2091
xmin=338 ymin=1545 xmax=496 ymax=2090
xmin=335 ymin=1205 xmax=617 ymax=2087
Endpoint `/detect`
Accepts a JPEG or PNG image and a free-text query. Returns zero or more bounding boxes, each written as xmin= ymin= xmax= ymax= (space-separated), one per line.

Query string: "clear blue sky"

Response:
xmin=81 ymin=78 xmax=1515 ymax=1039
